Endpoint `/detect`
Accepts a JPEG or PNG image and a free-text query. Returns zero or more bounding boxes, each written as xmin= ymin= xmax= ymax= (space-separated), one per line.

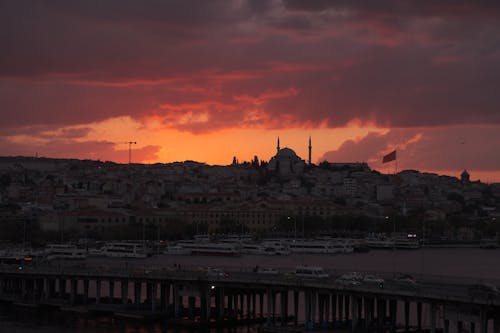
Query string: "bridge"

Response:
xmin=0 ymin=264 xmax=499 ymax=332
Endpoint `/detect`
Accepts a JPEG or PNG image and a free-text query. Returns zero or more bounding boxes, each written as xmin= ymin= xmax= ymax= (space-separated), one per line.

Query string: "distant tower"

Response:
xmin=277 ymin=136 xmax=280 ymax=154
xmin=308 ymin=136 xmax=312 ymax=165
xmin=461 ymin=169 xmax=470 ymax=183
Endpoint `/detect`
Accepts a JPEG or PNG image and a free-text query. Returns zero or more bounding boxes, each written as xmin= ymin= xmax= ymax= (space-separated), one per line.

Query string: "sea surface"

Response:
xmin=1 ymin=248 xmax=499 ymax=332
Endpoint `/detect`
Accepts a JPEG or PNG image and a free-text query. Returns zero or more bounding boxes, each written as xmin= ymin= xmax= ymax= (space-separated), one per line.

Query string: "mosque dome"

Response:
xmin=276 ymin=147 xmax=299 ymax=159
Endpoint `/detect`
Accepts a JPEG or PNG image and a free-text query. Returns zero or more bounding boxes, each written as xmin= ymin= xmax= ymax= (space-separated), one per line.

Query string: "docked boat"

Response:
xmin=289 ymin=240 xmax=341 ymax=254
xmin=164 ymin=245 xmax=192 ymax=255
xmin=394 ymin=235 xmax=421 ymax=249
xmin=480 ymin=239 xmax=498 ymax=249
xmin=365 ymin=235 xmax=394 ymax=249
xmin=44 ymin=244 xmax=87 ymax=260
xmin=100 ymin=242 xmax=147 ymax=258
xmin=181 ymin=242 xmax=241 ymax=256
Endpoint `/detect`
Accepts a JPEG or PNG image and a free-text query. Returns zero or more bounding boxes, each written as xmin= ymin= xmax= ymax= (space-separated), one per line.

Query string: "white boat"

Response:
xmin=44 ymin=244 xmax=87 ymax=260
xmin=164 ymin=245 xmax=191 ymax=255
xmin=289 ymin=240 xmax=341 ymax=254
xmin=394 ymin=236 xmax=421 ymax=249
xmin=100 ymin=242 xmax=147 ymax=258
xmin=365 ymin=235 xmax=394 ymax=249
xmin=480 ymin=239 xmax=498 ymax=249
xmin=181 ymin=242 xmax=240 ymax=256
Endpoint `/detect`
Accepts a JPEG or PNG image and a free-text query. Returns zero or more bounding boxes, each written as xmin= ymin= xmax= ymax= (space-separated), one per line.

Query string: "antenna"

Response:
xmin=127 ymin=141 xmax=137 ymax=164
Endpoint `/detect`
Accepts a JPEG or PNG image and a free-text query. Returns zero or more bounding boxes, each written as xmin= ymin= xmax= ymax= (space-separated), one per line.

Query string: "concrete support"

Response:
xmin=318 ymin=294 xmax=324 ymax=326
xmin=59 ymin=278 xmax=66 ymax=298
xmin=311 ymin=292 xmax=317 ymax=327
xmin=389 ymin=299 xmax=397 ymax=332
xmin=252 ymin=292 xmax=257 ymax=318
xmin=109 ymin=280 xmax=115 ymax=302
xmin=200 ymin=286 xmax=210 ymax=321
xmin=494 ymin=318 xmax=500 ymax=333
xmin=332 ymin=293 xmax=337 ymax=322
xmin=430 ymin=302 xmax=437 ymax=333
xmin=83 ymin=279 xmax=89 ymax=304
xmin=96 ymin=279 xmax=101 ymax=304
xmin=404 ymin=301 xmax=410 ymax=332
xmin=266 ymin=289 xmax=273 ymax=325
xmin=325 ymin=293 xmax=331 ymax=325
xmin=479 ymin=306 xmax=488 ymax=333
xmin=160 ymin=281 xmax=169 ymax=312
xmin=216 ymin=288 xmax=225 ymax=319
xmin=444 ymin=319 xmax=450 ymax=333
xmin=188 ymin=296 xmax=195 ymax=319
xmin=69 ymin=279 xmax=77 ymax=305
xmin=121 ymin=280 xmax=128 ymax=305
xmin=417 ymin=302 xmax=423 ymax=332
xmin=294 ymin=291 xmax=299 ymax=326
xmin=260 ymin=292 xmax=264 ymax=319
xmin=351 ymin=296 xmax=359 ymax=333
xmin=305 ymin=291 xmax=311 ymax=327
xmin=471 ymin=322 xmax=476 ymax=333
xmin=42 ymin=278 xmax=49 ymax=300
xmin=377 ymin=299 xmax=387 ymax=333
xmin=338 ymin=294 xmax=344 ymax=322
xmin=281 ymin=291 xmax=288 ymax=325
xmin=246 ymin=293 xmax=251 ymax=319
xmin=345 ymin=295 xmax=350 ymax=321
xmin=134 ymin=281 xmax=141 ymax=306
xmin=173 ymin=284 xmax=180 ymax=318
xmin=151 ymin=283 xmax=157 ymax=312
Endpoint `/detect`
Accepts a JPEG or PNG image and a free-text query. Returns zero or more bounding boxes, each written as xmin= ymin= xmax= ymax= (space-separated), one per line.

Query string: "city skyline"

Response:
xmin=1 ymin=1 xmax=500 ymax=181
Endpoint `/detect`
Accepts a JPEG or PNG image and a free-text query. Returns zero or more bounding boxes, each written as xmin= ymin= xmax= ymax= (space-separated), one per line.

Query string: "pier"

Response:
xmin=0 ymin=265 xmax=499 ymax=332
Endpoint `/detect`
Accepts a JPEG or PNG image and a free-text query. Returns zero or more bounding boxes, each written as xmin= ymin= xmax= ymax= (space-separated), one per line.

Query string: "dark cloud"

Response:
xmin=0 ymin=0 xmax=500 ymax=136
xmin=320 ymin=126 xmax=500 ymax=171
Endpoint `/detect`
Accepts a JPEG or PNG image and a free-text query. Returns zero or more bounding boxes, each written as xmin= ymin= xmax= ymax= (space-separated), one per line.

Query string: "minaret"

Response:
xmin=277 ymin=136 xmax=280 ymax=154
xmin=308 ymin=136 xmax=312 ymax=165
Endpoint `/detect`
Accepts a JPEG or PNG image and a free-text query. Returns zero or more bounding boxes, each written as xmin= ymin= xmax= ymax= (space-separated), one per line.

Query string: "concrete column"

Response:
xmin=294 ymin=291 xmax=299 ymax=326
xmin=494 ymin=318 xmax=500 ymax=333
xmin=404 ymin=301 xmax=410 ymax=332
xmin=338 ymin=294 xmax=344 ymax=322
xmin=430 ymin=302 xmax=437 ymax=333
xmin=266 ymin=289 xmax=272 ymax=325
xmin=351 ymin=296 xmax=359 ymax=333
xmin=252 ymin=292 xmax=257 ymax=318
xmin=480 ymin=306 xmax=488 ymax=333
xmin=239 ymin=293 xmax=244 ymax=319
xmin=59 ymin=278 xmax=66 ymax=298
xmin=325 ymin=293 xmax=331 ymax=325
xmin=417 ymin=302 xmax=423 ymax=332
xmin=332 ymin=293 xmax=337 ymax=322
xmin=134 ymin=281 xmax=141 ymax=306
xmin=109 ymin=280 xmax=115 ymax=302
xmin=69 ymin=279 xmax=77 ymax=305
xmin=83 ymin=279 xmax=89 ymax=304
xmin=227 ymin=294 xmax=234 ymax=318
xmin=318 ymin=294 xmax=324 ymax=326
xmin=200 ymin=286 xmax=210 ymax=321
xmin=345 ymin=295 xmax=350 ymax=321
xmin=42 ymin=278 xmax=49 ymax=300
xmin=281 ymin=291 xmax=288 ymax=325
xmin=151 ymin=283 xmax=157 ymax=312
xmin=312 ymin=292 xmax=318 ymax=327
xmin=377 ymin=299 xmax=387 ymax=332
xmin=121 ymin=280 xmax=128 ymax=305
xmin=96 ymin=279 xmax=101 ymax=305
xmin=305 ymin=291 xmax=311 ymax=327
xmin=216 ymin=288 xmax=225 ymax=319
xmin=245 ymin=293 xmax=250 ymax=319
xmin=364 ymin=297 xmax=374 ymax=329
xmin=260 ymin=293 xmax=264 ymax=319
xmin=389 ymin=299 xmax=397 ymax=332
xmin=188 ymin=296 xmax=196 ymax=319
xmin=160 ymin=281 xmax=169 ymax=311
xmin=173 ymin=284 xmax=180 ymax=318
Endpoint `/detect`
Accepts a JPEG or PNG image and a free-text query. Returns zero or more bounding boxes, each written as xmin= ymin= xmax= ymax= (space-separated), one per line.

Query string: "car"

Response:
xmin=339 ymin=272 xmax=363 ymax=281
xmin=295 ymin=266 xmax=329 ymax=279
xmin=206 ymin=267 xmax=229 ymax=278
xmin=468 ymin=283 xmax=500 ymax=298
xmin=363 ymin=274 xmax=385 ymax=286
xmin=257 ymin=267 xmax=279 ymax=275
xmin=335 ymin=277 xmax=361 ymax=286
xmin=393 ymin=274 xmax=417 ymax=285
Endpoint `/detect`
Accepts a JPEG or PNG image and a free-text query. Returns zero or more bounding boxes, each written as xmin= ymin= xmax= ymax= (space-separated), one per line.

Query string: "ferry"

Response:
xmin=181 ymin=242 xmax=241 ymax=256
xmin=394 ymin=235 xmax=421 ymax=249
xmin=100 ymin=242 xmax=147 ymax=258
xmin=164 ymin=245 xmax=192 ymax=255
xmin=480 ymin=239 xmax=498 ymax=249
xmin=365 ymin=234 xmax=394 ymax=249
xmin=44 ymin=244 xmax=87 ymax=260
xmin=288 ymin=240 xmax=340 ymax=254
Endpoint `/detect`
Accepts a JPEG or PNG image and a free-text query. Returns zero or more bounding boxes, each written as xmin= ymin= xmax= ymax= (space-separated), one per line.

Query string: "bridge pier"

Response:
xmin=121 ymin=280 xmax=128 ymax=304
xmin=389 ymin=299 xmax=397 ymax=332
xmin=351 ymin=296 xmax=359 ymax=333
xmin=404 ymin=300 xmax=410 ymax=332
xmin=417 ymin=301 xmax=423 ymax=332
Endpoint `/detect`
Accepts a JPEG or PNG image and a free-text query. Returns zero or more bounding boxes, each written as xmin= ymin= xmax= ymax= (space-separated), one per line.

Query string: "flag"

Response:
xmin=382 ymin=150 xmax=396 ymax=163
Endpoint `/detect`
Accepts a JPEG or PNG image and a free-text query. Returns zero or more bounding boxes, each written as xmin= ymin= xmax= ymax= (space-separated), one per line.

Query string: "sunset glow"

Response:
xmin=1 ymin=1 xmax=500 ymax=181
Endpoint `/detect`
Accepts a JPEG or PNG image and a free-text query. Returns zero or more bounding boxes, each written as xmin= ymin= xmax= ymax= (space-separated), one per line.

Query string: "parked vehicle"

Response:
xmin=294 ymin=266 xmax=329 ymax=279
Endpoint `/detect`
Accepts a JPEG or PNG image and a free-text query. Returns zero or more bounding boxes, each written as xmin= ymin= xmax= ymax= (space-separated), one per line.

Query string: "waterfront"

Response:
xmin=1 ymin=248 xmax=500 ymax=332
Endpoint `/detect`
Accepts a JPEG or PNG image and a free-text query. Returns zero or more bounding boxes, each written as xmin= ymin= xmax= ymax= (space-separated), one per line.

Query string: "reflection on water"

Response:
xmin=0 ymin=304 xmax=257 ymax=333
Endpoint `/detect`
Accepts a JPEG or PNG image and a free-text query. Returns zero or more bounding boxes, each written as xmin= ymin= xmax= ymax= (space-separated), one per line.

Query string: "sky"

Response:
xmin=1 ymin=1 xmax=500 ymax=182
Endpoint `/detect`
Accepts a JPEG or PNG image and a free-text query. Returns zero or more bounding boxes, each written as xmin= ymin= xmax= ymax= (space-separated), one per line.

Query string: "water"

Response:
xmin=2 ymin=248 xmax=500 ymax=332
